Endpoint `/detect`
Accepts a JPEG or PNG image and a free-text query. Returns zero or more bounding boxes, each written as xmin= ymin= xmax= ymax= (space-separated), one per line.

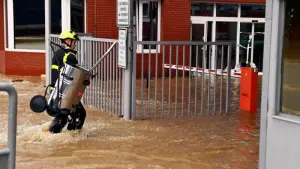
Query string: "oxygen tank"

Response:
xmin=29 ymin=63 xmax=92 ymax=117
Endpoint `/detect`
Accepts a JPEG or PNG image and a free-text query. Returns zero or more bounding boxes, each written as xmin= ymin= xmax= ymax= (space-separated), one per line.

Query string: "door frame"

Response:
xmin=239 ymin=21 xmax=265 ymax=69
xmin=190 ymin=21 xmax=209 ymax=69
xmin=191 ymin=16 xmax=265 ymax=70
xmin=190 ymin=20 xmax=209 ymax=42
xmin=191 ymin=19 xmax=213 ymax=69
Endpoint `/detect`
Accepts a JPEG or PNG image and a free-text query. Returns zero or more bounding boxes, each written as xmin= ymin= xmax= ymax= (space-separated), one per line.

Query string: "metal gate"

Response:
xmin=48 ymin=34 xmax=123 ymax=116
xmin=47 ymin=36 xmax=235 ymax=120
xmin=132 ymin=41 xmax=234 ymax=120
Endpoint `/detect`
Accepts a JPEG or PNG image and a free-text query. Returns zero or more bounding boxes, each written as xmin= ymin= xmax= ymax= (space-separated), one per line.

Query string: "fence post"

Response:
xmin=226 ymin=45 xmax=232 ymax=114
xmin=0 ymin=83 xmax=18 ymax=169
xmin=45 ymin=0 xmax=51 ymax=86
xmin=131 ymin=41 xmax=137 ymax=120
xmin=122 ymin=0 xmax=134 ymax=120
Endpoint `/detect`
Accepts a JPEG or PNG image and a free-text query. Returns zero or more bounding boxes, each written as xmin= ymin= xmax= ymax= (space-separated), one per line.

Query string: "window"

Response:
xmin=241 ymin=4 xmax=265 ymax=18
xmin=143 ymin=2 xmax=150 ymax=17
xmin=5 ymin=0 xmax=84 ymax=51
xmin=136 ymin=0 xmax=161 ymax=53
xmin=191 ymin=2 xmax=214 ymax=16
xmin=71 ymin=0 xmax=85 ymax=33
xmin=216 ymin=3 xmax=238 ymax=17
xmin=51 ymin=0 xmax=62 ymax=34
xmin=6 ymin=0 xmax=45 ymax=50
xmin=280 ymin=1 xmax=300 ymax=116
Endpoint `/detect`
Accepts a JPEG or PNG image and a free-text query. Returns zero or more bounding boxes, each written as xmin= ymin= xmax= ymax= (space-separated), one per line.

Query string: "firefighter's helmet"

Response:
xmin=59 ymin=29 xmax=80 ymax=41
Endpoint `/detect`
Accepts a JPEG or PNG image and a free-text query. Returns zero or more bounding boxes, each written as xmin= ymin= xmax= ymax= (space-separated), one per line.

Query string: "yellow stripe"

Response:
xmin=51 ymin=65 xmax=59 ymax=70
xmin=63 ymin=52 xmax=72 ymax=63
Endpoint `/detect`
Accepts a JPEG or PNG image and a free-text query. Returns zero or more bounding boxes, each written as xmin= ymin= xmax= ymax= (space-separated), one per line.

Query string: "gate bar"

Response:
xmin=0 ymin=83 xmax=18 ymax=169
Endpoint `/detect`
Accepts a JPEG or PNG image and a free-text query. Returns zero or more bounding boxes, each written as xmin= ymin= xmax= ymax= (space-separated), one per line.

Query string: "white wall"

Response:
xmin=266 ymin=117 xmax=300 ymax=169
xmin=261 ymin=0 xmax=300 ymax=168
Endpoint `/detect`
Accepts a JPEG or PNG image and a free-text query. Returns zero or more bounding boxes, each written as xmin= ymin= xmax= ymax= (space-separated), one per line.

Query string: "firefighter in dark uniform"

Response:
xmin=48 ymin=29 xmax=86 ymax=134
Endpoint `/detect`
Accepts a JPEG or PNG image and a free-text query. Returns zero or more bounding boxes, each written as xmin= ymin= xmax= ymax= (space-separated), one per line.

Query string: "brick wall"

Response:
xmin=0 ymin=0 xmax=45 ymax=76
xmin=4 ymin=52 xmax=45 ymax=76
xmin=135 ymin=0 xmax=192 ymax=78
xmin=86 ymin=0 xmax=118 ymax=39
xmin=161 ymin=0 xmax=191 ymax=42
xmin=0 ymin=0 xmax=266 ymax=76
xmin=0 ymin=51 xmax=5 ymax=74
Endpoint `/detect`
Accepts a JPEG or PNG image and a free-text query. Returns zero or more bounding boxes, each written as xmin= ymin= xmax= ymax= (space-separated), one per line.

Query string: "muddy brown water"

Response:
xmin=0 ymin=74 xmax=261 ymax=169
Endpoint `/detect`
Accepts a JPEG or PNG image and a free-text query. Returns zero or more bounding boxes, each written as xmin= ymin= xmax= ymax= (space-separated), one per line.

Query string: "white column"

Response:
xmin=211 ymin=3 xmax=217 ymax=70
xmin=61 ymin=0 xmax=71 ymax=31
xmin=3 ymin=0 xmax=6 ymax=48
xmin=7 ymin=0 xmax=14 ymax=49
xmin=211 ymin=21 xmax=216 ymax=70
xmin=235 ymin=4 xmax=241 ymax=70
xmin=45 ymin=0 xmax=51 ymax=85
xmin=84 ymin=0 xmax=87 ymax=33
xmin=250 ymin=22 xmax=255 ymax=67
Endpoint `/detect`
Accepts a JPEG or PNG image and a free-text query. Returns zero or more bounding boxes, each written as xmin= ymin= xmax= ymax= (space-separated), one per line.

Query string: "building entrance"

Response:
xmin=191 ymin=21 xmax=212 ymax=68
xmin=190 ymin=2 xmax=265 ymax=76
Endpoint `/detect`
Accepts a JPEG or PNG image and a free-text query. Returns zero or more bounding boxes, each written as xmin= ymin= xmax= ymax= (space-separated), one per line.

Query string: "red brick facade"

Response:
xmin=86 ymin=0 xmax=118 ymax=39
xmin=0 ymin=0 xmax=45 ymax=75
xmin=3 ymin=52 xmax=45 ymax=75
xmin=0 ymin=0 xmax=266 ymax=76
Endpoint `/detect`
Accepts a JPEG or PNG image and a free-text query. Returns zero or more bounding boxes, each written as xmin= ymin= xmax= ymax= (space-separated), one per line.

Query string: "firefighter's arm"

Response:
xmin=66 ymin=53 xmax=79 ymax=66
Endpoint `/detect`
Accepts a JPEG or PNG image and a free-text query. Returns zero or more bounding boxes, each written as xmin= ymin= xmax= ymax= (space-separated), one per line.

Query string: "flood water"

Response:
xmin=0 ymin=74 xmax=261 ymax=169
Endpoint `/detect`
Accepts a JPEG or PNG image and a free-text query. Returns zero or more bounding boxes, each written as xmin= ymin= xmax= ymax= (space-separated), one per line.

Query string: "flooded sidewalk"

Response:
xmin=0 ymin=74 xmax=260 ymax=169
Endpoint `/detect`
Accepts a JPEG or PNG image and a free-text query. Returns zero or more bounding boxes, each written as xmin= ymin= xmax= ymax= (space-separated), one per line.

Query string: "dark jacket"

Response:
xmin=51 ymin=48 xmax=78 ymax=86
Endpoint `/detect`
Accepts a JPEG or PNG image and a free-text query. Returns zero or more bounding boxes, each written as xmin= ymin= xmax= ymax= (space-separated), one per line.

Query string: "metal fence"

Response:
xmin=48 ymin=34 xmax=123 ymax=116
xmin=132 ymin=41 xmax=234 ymax=120
xmin=48 ymin=35 xmax=236 ymax=120
xmin=0 ymin=83 xmax=17 ymax=169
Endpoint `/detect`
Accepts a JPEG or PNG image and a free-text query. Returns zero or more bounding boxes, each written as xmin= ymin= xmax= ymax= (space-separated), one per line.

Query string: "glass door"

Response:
xmin=191 ymin=21 xmax=211 ymax=68
xmin=239 ymin=22 xmax=265 ymax=71
xmin=215 ymin=21 xmax=237 ymax=70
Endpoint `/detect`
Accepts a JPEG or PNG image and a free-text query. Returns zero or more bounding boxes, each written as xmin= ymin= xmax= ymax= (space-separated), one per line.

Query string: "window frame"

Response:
xmin=266 ymin=0 xmax=300 ymax=122
xmin=4 ymin=0 xmax=87 ymax=52
xmin=4 ymin=0 xmax=7 ymax=49
xmin=275 ymin=0 xmax=300 ymax=120
xmin=4 ymin=0 xmax=45 ymax=52
xmin=136 ymin=0 xmax=161 ymax=53
xmin=70 ymin=0 xmax=86 ymax=33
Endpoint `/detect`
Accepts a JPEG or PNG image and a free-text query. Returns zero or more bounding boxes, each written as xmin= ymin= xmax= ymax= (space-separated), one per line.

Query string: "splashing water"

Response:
xmin=0 ymin=74 xmax=261 ymax=169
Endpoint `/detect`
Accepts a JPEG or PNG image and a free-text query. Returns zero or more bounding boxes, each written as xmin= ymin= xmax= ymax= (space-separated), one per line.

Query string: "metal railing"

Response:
xmin=0 ymin=83 xmax=17 ymax=169
xmin=132 ymin=41 xmax=234 ymax=120
xmin=48 ymin=34 xmax=123 ymax=116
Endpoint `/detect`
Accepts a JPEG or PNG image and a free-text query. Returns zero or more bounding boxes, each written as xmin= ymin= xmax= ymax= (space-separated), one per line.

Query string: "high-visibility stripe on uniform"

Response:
xmin=52 ymin=65 xmax=59 ymax=70
xmin=52 ymin=52 xmax=78 ymax=73
xmin=63 ymin=52 xmax=72 ymax=63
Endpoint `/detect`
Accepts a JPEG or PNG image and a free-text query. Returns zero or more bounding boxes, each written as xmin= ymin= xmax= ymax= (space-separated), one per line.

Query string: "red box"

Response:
xmin=239 ymin=67 xmax=258 ymax=114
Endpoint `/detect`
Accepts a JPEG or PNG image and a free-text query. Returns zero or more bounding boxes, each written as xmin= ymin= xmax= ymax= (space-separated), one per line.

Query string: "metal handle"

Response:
xmin=0 ymin=83 xmax=17 ymax=169
xmin=88 ymin=42 xmax=117 ymax=72
xmin=61 ymin=73 xmax=74 ymax=81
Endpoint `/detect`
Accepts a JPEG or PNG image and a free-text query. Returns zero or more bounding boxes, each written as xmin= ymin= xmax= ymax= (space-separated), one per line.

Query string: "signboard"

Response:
xmin=118 ymin=29 xmax=127 ymax=68
xmin=117 ymin=0 xmax=130 ymax=27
